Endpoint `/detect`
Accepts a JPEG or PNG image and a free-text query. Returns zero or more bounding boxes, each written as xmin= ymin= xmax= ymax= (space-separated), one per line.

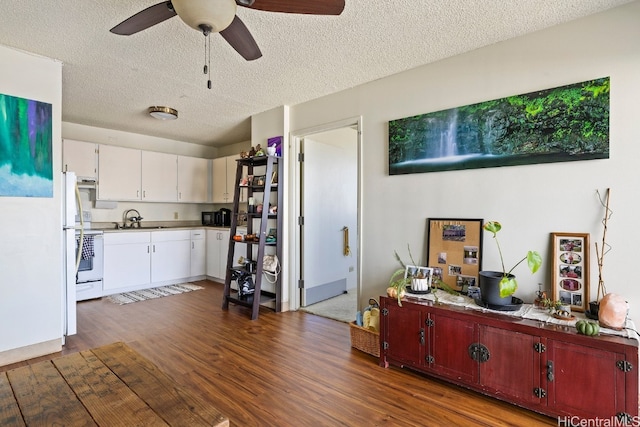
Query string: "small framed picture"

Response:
xmin=551 ymin=232 xmax=589 ymax=312
xmin=404 ymin=265 xmax=433 ymax=292
xmin=252 ymin=175 xmax=266 ymax=186
xmin=456 ymin=275 xmax=477 ymax=295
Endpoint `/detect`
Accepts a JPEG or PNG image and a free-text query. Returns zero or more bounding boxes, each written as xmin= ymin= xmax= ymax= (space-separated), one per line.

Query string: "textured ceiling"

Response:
xmin=0 ymin=0 xmax=633 ymax=147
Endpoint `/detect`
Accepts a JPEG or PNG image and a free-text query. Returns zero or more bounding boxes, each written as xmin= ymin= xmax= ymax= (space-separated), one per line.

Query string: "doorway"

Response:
xmin=290 ymin=118 xmax=361 ymax=322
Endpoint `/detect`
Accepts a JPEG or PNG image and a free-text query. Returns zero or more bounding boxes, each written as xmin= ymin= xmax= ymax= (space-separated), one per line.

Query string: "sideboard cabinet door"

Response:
xmin=546 ymin=339 xmax=627 ymax=420
xmin=478 ymin=325 xmax=542 ymax=407
xmin=428 ymin=310 xmax=478 ymax=384
xmin=382 ymin=299 xmax=424 ymax=368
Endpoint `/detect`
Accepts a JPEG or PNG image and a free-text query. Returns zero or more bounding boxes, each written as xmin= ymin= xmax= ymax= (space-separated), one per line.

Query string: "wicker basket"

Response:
xmin=349 ymin=321 xmax=380 ymax=357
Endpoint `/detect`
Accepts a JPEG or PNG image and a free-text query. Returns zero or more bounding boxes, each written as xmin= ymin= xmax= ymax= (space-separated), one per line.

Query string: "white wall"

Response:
xmin=274 ymin=2 xmax=640 ymax=319
xmin=251 ymin=106 xmax=291 ymax=309
xmin=0 ymin=46 xmax=63 ymax=363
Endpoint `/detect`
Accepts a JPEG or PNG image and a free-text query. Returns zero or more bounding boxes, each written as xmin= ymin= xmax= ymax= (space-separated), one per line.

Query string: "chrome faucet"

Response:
xmin=123 ymin=209 xmax=143 ymax=228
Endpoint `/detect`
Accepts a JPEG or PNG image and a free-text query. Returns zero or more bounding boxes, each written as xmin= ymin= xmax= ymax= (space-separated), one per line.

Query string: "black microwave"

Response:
xmin=202 ymin=211 xmax=215 ymax=226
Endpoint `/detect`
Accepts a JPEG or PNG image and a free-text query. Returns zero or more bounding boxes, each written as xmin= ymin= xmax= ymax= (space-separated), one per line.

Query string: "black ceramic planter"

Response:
xmin=586 ymin=300 xmax=600 ymax=320
xmin=479 ymin=271 xmax=515 ymax=306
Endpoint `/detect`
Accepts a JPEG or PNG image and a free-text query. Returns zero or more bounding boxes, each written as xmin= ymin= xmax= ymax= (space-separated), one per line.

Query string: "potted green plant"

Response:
xmin=388 ymin=246 xmax=459 ymax=306
xmin=481 ymin=221 xmax=543 ymax=306
xmin=387 ymin=246 xmax=424 ymax=307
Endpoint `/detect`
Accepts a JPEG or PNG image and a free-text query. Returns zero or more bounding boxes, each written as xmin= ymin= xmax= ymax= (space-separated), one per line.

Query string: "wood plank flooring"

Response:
xmin=2 ymin=342 xmax=228 ymax=426
xmin=1 ymin=280 xmax=556 ymax=426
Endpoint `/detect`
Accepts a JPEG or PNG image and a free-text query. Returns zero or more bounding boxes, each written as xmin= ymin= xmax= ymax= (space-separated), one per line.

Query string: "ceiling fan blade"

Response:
xmin=239 ymin=0 xmax=345 ymax=15
xmin=110 ymin=1 xmax=177 ymax=35
xmin=220 ymin=16 xmax=262 ymax=61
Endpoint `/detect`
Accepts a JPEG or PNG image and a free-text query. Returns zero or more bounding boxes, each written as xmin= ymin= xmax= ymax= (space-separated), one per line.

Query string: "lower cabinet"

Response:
xmin=380 ymin=296 xmax=638 ymax=421
xmin=206 ymin=227 xmax=246 ymax=281
xmin=150 ymin=230 xmax=191 ymax=283
xmin=206 ymin=229 xmax=229 ymax=280
xmin=103 ymin=232 xmax=151 ymax=292
xmin=190 ymin=229 xmax=206 ymax=276
xmin=103 ymin=229 xmax=202 ymax=295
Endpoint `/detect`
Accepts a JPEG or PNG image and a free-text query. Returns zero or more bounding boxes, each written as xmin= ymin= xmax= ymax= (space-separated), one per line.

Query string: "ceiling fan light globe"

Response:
xmin=172 ymin=0 xmax=237 ymax=33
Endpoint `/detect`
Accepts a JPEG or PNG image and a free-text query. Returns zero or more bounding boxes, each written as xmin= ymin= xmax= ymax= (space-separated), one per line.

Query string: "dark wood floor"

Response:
xmin=2 ymin=280 xmax=555 ymax=426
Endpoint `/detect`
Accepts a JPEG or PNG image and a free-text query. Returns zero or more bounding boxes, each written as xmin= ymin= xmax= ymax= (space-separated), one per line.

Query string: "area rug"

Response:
xmin=105 ymin=283 xmax=204 ymax=305
xmin=300 ymin=290 xmax=357 ymax=323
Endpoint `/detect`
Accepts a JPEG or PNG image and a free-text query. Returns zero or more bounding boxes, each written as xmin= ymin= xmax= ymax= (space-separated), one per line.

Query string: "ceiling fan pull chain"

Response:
xmin=207 ymin=32 xmax=212 ymax=90
xmin=203 ymin=35 xmax=208 ymax=75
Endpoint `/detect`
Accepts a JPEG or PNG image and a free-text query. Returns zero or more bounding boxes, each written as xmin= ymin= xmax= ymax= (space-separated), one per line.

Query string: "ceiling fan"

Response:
xmin=110 ymin=0 xmax=346 ymax=61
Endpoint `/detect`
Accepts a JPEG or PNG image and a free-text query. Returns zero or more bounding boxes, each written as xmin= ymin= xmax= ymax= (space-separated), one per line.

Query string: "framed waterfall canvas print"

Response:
xmin=551 ymin=232 xmax=589 ymax=313
xmin=388 ymin=77 xmax=610 ymax=175
xmin=0 ymin=92 xmax=53 ymax=197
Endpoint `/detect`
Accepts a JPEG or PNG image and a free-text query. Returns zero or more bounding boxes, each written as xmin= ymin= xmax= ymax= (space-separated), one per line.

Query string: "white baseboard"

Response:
xmin=0 ymin=339 xmax=61 ymax=367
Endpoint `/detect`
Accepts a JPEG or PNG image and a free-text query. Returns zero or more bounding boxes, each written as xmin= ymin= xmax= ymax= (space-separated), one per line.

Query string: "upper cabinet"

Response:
xmin=212 ymin=155 xmax=241 ymax=203
xmin=66 ymin=143 xmax=210 ymax=203
xmin=142 ymin=151 xmax=177 ymax=202
xmin=62 ymin=139 xmax=97 ymax=180
xmin=178 ymin=156 xmax=209 ymax=203
xmin=212 ymin=156 xmax=230 ymax=203
xmin=98 ymin=144 xmax=142 ymax=201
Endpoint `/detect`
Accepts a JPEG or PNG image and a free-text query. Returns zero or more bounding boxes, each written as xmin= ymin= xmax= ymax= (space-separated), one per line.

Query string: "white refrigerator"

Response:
xmin=62 ymin=171 xmax=79 ymax=336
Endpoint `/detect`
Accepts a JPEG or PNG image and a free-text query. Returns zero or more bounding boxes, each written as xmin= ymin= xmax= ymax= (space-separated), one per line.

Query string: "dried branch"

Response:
xmin=595 ymin=188 xmax=612 ymax=301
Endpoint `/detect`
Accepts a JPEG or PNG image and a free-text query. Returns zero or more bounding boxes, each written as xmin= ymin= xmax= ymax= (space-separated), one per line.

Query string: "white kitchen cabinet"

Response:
xmin=190 ymin=229 xmax=206 ymax=276
xmin=178 ymin=156 xmax=209 ymax=203
xmin=206 ymin=228 xmax=229 ymax=280
xmin=213 ymin=155 xmax=243 ymax=203
xmin=98 ymin=144 xmax=142 ymax=201
xmin=103 ymin=232 xmax=151 ymax=292
xmin=212 ymin=157 xmax=231 ymax=203
xmin=151 ymin=230 xmax=191 ymax=283
xmin=206 ymin=227 xmax=247 ymax=281
xmin=62 ymin=139 xmax=97 ymax=180
xmin=142 ymin=151 xmax=177 ymax=202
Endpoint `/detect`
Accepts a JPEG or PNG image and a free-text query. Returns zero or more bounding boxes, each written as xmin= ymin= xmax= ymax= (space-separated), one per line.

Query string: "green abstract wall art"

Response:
xmin=388 ymin=77 xmax=610 ymax=175
xmin=0 ymin=92 xmax=53 ymax=197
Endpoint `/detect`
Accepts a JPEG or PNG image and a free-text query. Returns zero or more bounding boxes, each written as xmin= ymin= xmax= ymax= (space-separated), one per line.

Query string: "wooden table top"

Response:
xmin=0 ymin=342 xmax=229 ymax=426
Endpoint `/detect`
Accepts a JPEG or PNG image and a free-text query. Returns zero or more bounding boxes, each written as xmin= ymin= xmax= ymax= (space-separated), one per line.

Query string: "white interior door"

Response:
xmin=300 ymin=128 xmax=358 ymax=306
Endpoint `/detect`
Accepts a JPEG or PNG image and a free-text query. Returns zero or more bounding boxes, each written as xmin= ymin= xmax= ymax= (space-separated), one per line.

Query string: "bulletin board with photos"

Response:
xmin=426 ymin=218 xmax=483 ymax=293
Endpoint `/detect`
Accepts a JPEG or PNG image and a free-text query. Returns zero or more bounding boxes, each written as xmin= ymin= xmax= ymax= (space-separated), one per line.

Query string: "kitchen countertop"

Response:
xmin=91 ymin=222 xmax=243 ymax=233
xmin=91 ymin=221 xmax=235 ymax=232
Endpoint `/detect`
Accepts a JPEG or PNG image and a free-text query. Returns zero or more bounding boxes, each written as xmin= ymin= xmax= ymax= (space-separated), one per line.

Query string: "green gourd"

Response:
xmin=575 ymin=320 xmax=600 ymax=336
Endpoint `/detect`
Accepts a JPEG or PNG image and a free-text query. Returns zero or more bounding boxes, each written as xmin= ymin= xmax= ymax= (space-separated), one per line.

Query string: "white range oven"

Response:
xmin=75 ymin=229 xmax=104 ymax=301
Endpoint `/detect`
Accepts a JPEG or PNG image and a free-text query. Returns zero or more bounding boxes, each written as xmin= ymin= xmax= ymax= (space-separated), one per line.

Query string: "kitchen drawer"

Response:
xmin=104 ymin=231 xmax=151 ymax=245
xmin=151 ymin=229 xmax=191 ymax=242
xmin=191 ymin=229 xmax=205 ymax=240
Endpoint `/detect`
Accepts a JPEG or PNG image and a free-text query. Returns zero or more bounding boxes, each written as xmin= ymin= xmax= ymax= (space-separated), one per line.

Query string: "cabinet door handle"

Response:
xmin=147 ymin=245 xmax=150 ymax=253
xmin=143 ymin=190 xmax=146 ymax=198
xmin=547 ymin=360 xmax=554 ymax=382
xmin=192 ymin=242 xmax=195 ymax=249
xmin=153 ymin=244 xmax=156 ymax=253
